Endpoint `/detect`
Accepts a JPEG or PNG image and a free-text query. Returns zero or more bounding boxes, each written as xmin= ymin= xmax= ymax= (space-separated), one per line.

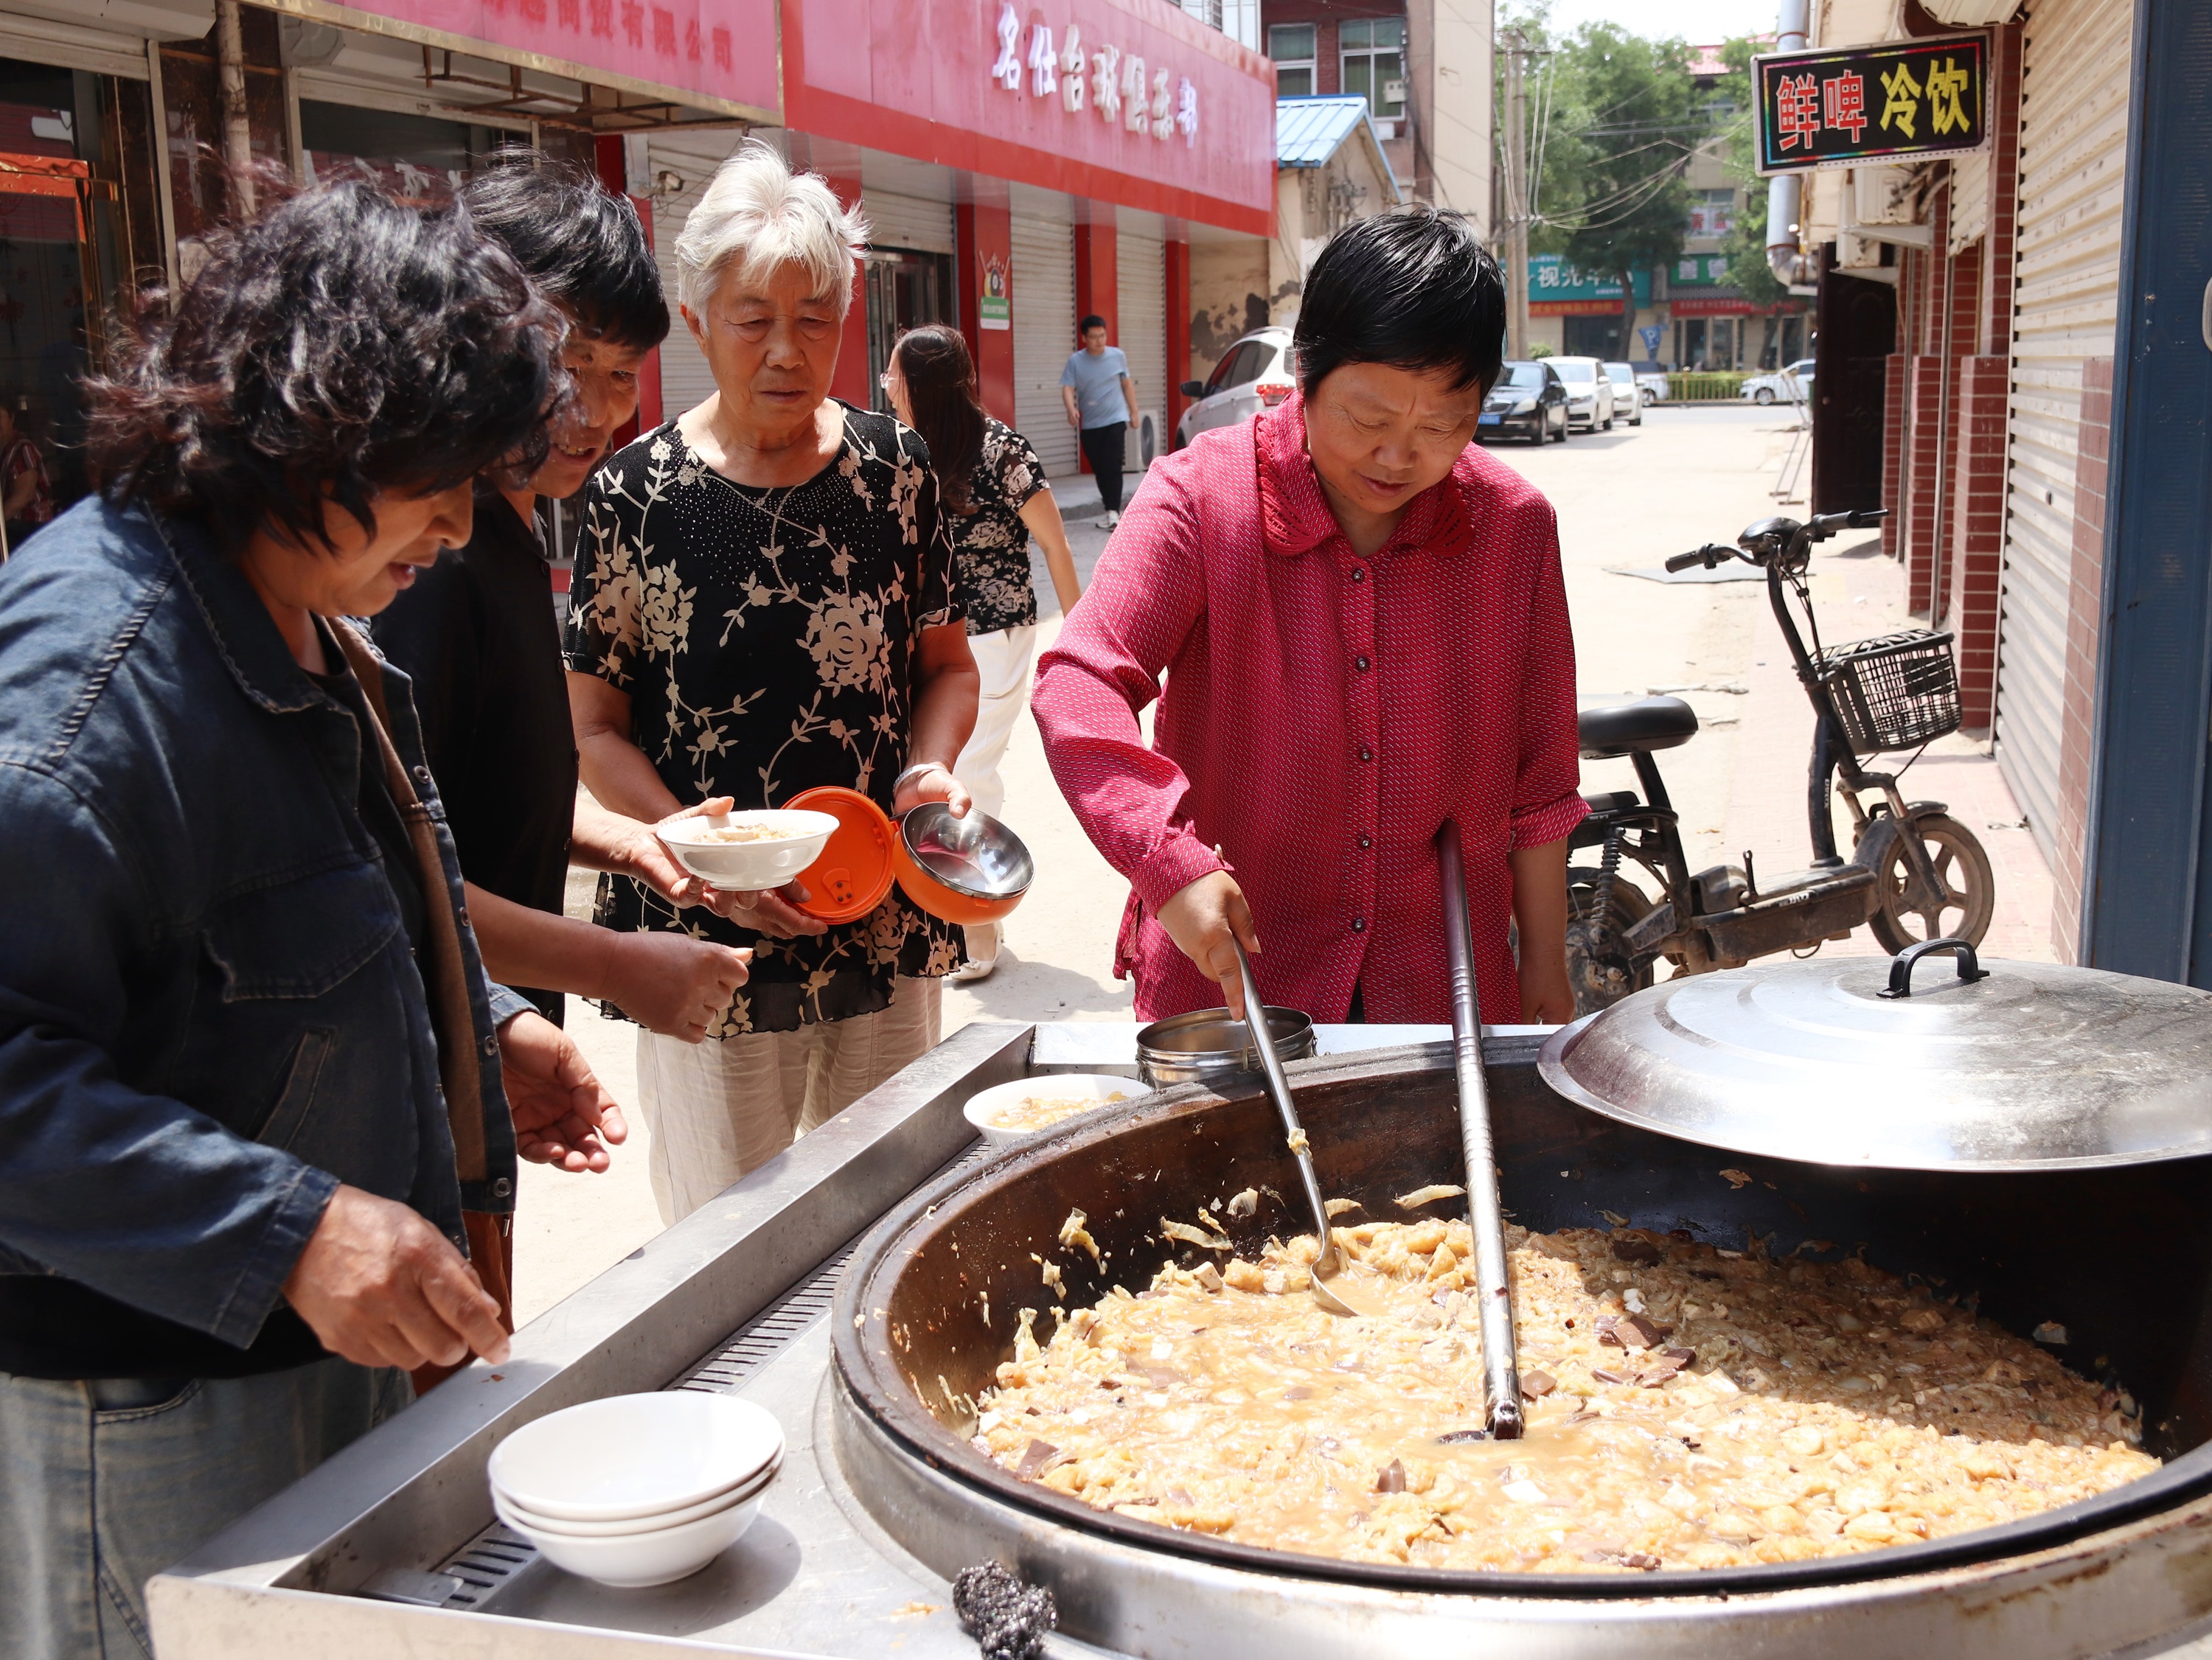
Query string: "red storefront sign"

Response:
xmin=273 ymin=0 xmax=779 ymax=122
xmin=784 ymin=0 xmax=1276 ymax=232
xmin=1672 ymin=295 xmax=1763 ymax=317
xmin=1530 ymin=299 xmax=1624 ymax=317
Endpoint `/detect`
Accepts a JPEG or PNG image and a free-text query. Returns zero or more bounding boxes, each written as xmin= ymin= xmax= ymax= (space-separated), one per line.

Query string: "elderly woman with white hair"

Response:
xmin=563 ymin=141 xmax=978 ymax=1222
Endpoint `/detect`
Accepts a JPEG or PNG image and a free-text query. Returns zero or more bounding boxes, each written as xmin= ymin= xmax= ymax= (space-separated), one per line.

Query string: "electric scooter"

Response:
xmin=1564 ymin=506 xmax=1996 ymax=1014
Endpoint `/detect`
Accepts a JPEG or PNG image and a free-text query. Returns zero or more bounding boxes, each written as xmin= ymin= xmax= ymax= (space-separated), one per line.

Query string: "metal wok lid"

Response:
xmin=1537 ymin=939 xmax=2212 ymax=1171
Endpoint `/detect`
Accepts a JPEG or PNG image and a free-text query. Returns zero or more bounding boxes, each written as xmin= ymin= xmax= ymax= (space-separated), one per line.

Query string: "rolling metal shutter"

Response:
xmin=1010 ymin=212 xmax=1077 ymax=478
xmin=861 ymin=190 xmax=953 ymax=254
xmin=1116 ymin=230 xmax=1166 ymax=470
xmin=1992 ymin=0 xmax=2132 ymax=857
xmin=648 ymin=139 xmax=736 ymax=424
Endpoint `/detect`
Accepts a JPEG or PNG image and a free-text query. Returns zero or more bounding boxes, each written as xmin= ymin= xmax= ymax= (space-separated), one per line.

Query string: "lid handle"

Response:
xmin=1878 ymin=937 xmax=1990 ymax=1000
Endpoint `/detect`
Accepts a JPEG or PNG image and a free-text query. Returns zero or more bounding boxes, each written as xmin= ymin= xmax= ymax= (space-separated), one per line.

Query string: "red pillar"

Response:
xmin=957 ymin=199 xmax=1015 ymax=425
xmin=1074 ymin=215 xmax=1118 ymax=342
xmin=1166 ymin=235 xmax=1191 ymax=447
xmin=1072 ymin=215 xmax=1117 ymax=475
xmin=594 ymin=135 xmax=664 ymax=439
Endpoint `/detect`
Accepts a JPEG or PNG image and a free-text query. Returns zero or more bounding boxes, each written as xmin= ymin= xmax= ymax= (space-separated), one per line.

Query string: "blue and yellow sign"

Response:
xmin=1753 ymin=33 xmax=1987 ymax=175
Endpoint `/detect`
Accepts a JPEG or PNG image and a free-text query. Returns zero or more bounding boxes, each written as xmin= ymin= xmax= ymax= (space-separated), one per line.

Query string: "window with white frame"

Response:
xmin=1688 ymin=186 xmax=1736 ymax=239
xmin=1340 ymin=16 xmax=1405 ymax=127
xmin=1267 ymin=23 xmax=1316 ymax=97
xmin=1181 ymin=0 xmax=1256 ymax=47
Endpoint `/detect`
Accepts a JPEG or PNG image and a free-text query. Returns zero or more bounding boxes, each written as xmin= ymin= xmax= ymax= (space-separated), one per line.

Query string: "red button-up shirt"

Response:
xmin=1032 ymin=393 xmax=1586 ymax=1025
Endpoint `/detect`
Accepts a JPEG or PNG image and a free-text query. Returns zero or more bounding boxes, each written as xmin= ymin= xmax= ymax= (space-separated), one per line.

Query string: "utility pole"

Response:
xmin=1500 ymin=29 xmax=1530 ymax=360
xmin=215 ymin=0 xmax=256 ymax=217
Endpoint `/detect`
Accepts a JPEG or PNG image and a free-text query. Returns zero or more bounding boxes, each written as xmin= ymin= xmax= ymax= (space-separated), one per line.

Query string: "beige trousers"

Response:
xmin=950 ymin=624 xmax=1037 ymax=823
xmin=634 ymin=977 xmax=942 ymax=1223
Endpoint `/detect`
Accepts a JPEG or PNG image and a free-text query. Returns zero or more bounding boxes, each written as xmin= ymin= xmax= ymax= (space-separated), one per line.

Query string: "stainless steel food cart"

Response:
xmin=147 ymin=1022 xmax=2212 ymax=1660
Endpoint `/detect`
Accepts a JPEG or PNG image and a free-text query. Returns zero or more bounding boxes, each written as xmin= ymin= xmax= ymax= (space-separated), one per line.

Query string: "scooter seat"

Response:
xmin=1578 ymin=695 xmax=1700 ymax=759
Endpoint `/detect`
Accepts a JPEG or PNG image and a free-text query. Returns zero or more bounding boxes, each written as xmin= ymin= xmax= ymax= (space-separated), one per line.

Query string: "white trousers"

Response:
xmin=951 ymin=624 xmax=1037 ymax=823
xmin=633 ymin=977 xmax=942 ymax=1223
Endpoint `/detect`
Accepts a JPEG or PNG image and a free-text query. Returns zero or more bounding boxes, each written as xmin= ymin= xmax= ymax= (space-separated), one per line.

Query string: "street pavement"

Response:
xmin=512 ymin=402 xmax=2053 ymax=1325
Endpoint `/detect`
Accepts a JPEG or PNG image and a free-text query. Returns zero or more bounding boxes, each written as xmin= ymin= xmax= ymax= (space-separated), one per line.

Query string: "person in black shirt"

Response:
xmin=374 ymin=161 xmax=751 ymax=1052
xmin=0 ymin=179 xmax=620 ymax=1659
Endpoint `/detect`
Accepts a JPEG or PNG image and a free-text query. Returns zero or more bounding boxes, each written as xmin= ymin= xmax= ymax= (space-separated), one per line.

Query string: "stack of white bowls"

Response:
xmin=487 ymin=1392 xmax=785 ymax=1588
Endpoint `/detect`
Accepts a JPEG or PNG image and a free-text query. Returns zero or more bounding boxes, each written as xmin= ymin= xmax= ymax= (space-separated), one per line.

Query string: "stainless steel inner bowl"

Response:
xmin=900 ymin=803 xmax=1034 ymax=900
xmin=1135 ymin=1005 xmax=1318 ymax=1087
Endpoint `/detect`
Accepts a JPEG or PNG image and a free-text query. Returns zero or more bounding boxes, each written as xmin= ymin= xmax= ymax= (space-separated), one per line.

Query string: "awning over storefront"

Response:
xmin=254 ymin=0 xmax=779 ymax=127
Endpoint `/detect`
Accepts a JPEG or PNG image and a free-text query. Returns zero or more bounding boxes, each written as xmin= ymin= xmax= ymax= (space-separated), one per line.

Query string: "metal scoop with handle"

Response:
xmin=1436 ymin=820 xmax=1524 ymax=1438
xmin=1228 ymin=937 xmax=1367 ymax=1318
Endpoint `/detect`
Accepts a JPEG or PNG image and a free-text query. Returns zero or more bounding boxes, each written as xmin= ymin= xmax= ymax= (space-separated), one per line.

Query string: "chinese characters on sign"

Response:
xmin=358 ymin=0 xmax=769 ymax=115
xmin=1752 ymin=32 xmax=1986 ymax=173
xmin=1526 ymin=254 xmax=1652 ymax=310
xmin=990 ymin=1 xmax=1197 ymax=147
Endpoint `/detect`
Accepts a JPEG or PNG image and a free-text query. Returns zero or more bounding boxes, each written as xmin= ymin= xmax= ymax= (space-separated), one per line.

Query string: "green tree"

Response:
xmin=1514 ymin=19 xmax=1700 ymax=357
xmin=1715 ymin=35 xmax=1787 ymax=310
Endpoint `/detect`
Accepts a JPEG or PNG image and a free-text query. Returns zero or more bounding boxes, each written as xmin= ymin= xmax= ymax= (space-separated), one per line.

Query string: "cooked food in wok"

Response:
xmin=973 ymin=1220 xmax=2154 ymax=1573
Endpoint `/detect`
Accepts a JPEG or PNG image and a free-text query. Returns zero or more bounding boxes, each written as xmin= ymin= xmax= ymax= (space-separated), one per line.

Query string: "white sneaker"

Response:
xmin=1094 ymin=510 xmax=1119 ymax=529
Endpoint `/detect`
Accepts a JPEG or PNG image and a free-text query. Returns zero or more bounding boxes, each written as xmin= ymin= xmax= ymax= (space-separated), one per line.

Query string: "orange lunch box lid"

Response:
xmin=785 ymin=786 xmax=896 ymax=924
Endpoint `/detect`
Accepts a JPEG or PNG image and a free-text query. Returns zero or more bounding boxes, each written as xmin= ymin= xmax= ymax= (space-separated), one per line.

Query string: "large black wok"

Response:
xmin=831 ymin=1037 xmax=2212 ymax=1598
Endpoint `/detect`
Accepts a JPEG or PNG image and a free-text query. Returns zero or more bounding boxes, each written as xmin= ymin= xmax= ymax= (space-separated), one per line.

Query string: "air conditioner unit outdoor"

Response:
xmin=1135 ymin=409 xmax=1163 ymax=469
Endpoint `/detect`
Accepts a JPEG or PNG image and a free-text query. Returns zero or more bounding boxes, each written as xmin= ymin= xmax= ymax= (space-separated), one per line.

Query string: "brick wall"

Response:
xmin=1881 ymin=352 xmax=1906 ymax=559
xmin=2050 ymin=356 xmax=2115 ymax=963
xmin=1978 ymin=22 xmax=2025 ymax=357
xmin=1944 ymin=355 xmax=2010 ymax=730
xmin=1903 ymin=354 xmax=1944 ymax=614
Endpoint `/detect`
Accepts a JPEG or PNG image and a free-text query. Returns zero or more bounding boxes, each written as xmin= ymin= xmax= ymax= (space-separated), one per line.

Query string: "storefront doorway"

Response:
xmin=299 ymin=100 xmax=524 ymax=200
xmin=865 ymin=246 xmax=953 ymax=414
xmin=0 ymin=57 xmax=153 ymax=551
xmin=1562 ymin=314 xmax=1627 ymax=358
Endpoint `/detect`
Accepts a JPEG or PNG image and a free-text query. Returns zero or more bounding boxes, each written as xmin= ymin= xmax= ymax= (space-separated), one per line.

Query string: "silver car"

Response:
xmin=1601 ymin=361 xmax=1646 ymax=426
xmin=1176 ymin=327 xmax=1295 ymax=447
xmin=1742 ymin=358 xmax=1818 ymax=405
xmin=1548 ymin=355 xmax=1617 ymax=430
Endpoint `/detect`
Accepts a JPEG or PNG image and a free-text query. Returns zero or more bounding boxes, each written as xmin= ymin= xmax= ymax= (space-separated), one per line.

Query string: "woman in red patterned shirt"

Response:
xmin=1033 ymin=209 xmax=1585 ymax=1028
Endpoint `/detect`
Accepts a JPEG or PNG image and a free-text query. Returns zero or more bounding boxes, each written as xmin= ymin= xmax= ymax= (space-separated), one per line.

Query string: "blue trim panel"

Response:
xmin=2083 ymin=0 xmax=2212 ymax=983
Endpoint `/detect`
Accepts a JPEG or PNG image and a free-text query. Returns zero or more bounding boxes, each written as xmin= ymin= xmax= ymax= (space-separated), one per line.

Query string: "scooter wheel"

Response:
xmin=1565 ymin=873 xmax=1657 ymax=1016
xmin=1866 ymin=812 xmax=1996 ymax=953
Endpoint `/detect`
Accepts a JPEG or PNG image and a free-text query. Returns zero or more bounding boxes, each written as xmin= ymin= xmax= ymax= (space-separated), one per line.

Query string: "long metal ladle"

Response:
xmin=1436 ymin=819 xmax=1524 ymax=1439
xmin=1228 ymin=937 xmax=1364 ymax=1317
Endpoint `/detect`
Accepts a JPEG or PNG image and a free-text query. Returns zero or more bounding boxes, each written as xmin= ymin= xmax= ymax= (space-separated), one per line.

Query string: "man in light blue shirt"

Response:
xmin=1060 ymin=315 xmax=1138 ymax=527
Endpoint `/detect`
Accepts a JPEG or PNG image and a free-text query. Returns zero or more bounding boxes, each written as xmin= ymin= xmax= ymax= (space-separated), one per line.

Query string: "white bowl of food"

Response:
xmin=962 ymin=1074 xmax=1141 ymax=1148
xmin=498 ymin=1488 xmax=767 ymax=1587
xmin=487 ymin=1392 xmax=785 ymax=1523
xmin=655 ymin=809 xmax=838 ymax=891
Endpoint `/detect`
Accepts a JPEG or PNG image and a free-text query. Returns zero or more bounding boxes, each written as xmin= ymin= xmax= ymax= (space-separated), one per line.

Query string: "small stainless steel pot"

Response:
xmin=1135 ymin=1005 xmax=1316 ymax=1087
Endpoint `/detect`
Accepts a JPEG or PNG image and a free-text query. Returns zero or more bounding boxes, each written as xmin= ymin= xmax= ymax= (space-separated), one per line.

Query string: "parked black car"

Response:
xmin=1479 ymin=360 xmax=1569 ymax=445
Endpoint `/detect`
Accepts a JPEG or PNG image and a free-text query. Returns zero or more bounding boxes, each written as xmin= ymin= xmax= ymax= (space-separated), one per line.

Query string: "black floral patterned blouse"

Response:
xmin=949 ymin=418 xmax=1050 ymax=635
xmin=563 ymin=403 xmax=966 ymax=1036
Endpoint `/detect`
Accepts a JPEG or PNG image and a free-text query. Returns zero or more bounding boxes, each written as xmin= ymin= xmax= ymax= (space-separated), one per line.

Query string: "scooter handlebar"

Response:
xmin=1807 ymin=506 xmax=1891 ymax=540
xmin=1666 ymin=544 xmax=1736 ymax=573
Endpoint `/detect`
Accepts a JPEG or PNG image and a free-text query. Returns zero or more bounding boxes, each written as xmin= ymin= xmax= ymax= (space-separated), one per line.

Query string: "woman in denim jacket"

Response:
xmin=0 ymin=180 xmax=620 ymax=1659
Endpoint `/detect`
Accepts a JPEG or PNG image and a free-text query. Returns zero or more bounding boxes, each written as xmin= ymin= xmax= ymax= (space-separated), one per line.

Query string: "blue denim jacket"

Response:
xmin=0 ymin=498 xmax=521 ymax=1354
